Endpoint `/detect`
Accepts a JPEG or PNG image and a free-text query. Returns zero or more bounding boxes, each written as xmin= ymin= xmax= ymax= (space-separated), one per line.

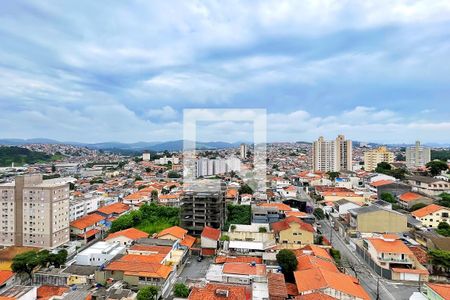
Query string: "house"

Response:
xmin=201 ymin=226 xmax=221 ymax=256
xmin=75 ymin=241 xmax=126 ymax=266
xmin=315 ymin=186 xmax=365 ymax=204
xmin=293 ymin=267 xmax=370 ymax=300
xmin=411 ymin=204 xmax=450 ymax=228
xmin=158 ymin=193 xmax=181 ymax=207
xmin=252 ymin=203 xmax=291 ymax=223
xmin=240 ymin=193 xmax=253 ymax=205
xmin=423 ymin=283 xmax=450 ymax=300
xmin=362 ymin=235 xmax=428 ymax=282
xmin=206 ymin=262 xmax=267 ymax=285
xmin=96 ymin=202 xmax=130 ymax=220
xmin=37 ymin=285 xmax=69 ymax=300
xmin=280 ymin=186 xmax=297 ymax=198
xmin=267 ymin=272 xmax=288 ymax=300
xmin=227 ymin=223 xmax=276 ymax=255
xmin=271 ymin=216 xmax=315 ymax=246
xmin=376 ymin=182 xmax=412 ymax=199
xmin=69 ymin=213 xmax=106 ymax=242
xmin=348 ymin=205 xmax=408 ymax=233
xmin=95 ymin=254 xmax=174 ymax=298
xmin=397 ymin=192 xmax=433 ymax=210
xmin=105 ymin=228 xmax=148 ymax=246
xmin=332 ymin=199 xmax=361 ymax=215
xmin=407 ymin=175 xmax=450 ymax=197
xmin=0 ymin=285 xmax=37 ymax=300
xmin=156 ymin=226 xmax=196 ymax=249
xmin=0 ymin=270 xmax=15 ymax=292
xmin=123 ymin=192 xmax=149 ymax=207
xmin=188 ymin=283 xmax=247 ymax=300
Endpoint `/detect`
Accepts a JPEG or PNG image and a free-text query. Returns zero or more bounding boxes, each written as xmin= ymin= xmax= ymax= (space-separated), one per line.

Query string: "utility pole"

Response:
xmin=376 ymin=277 xmax=380 ymax=300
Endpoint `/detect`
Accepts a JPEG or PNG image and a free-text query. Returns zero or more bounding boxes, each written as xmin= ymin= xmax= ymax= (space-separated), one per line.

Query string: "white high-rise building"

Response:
xmin=240 ymin=144 xmax=248 ymax=160
xmin=312 ymin=135 xmax=352 ymax=172
xmin=142 ymin=152 xmax=151 ymax=161
xmin=406 ymin=141 xmax=431 ymax=169
xmin=196 ymin=157 xmax=241 ymax=177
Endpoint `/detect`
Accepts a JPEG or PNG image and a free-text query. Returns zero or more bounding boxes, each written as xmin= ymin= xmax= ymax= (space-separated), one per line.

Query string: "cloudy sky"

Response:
xmin=1 ymin=1 xmax=450 ymax=144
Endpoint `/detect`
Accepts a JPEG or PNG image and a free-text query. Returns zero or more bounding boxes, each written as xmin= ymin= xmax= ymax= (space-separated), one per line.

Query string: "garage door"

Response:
xmin=400 ymin=272 xmax=419 ymax=281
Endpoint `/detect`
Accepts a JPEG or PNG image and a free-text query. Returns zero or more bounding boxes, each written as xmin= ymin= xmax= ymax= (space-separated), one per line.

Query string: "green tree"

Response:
xmin=426 ymin=160 xmax=449 ymax=176
xmin=330 ymin=248 xmax=341 ymax=264
xmin=436 ymin=222 xmax=450 ymax=237
xmin=258 ymin=227 xmax=267 ymax=233
xmin=380 ymin=192 xmax=396 ymax=204
xmin=428 ymin=249 xmax=450 ymax=270
xmin=137 ymin=286 xmax=159 ymax=300
xmin=315 ymin=235 xmax=324 ymax=245
xmin=220 ymin=235 xmax=230 ymax=241
xmin=438 ymin=193 xmax=450 ymax=208
xmin=167 ymin=171 xmax=181 ymax=178
xmin=375 ymin=162 xmax=392 ymax=173
xmin=11 ymin=251 xmax=39 ymax=279
xmin=313 ymin=208 xmax=325 ymax=220
xmin=239 ymin=184 xmax=253 ymax=195
xmin=224 ymin=204 xmax=251 ymax=230
xmin=173 ymin=283 xmax=190 ymax=298
xmin=410 ymin=203 xmax=427 ymax=211
xmin=276 ymin=249 xmax=298 ymax=282
xmin=326 ymin=171 xmax=340 ymax=181
xmin=151 ymin=190 xmax=158 ymax=202
xmin=51 ymin=164 xmax=56 ymax=173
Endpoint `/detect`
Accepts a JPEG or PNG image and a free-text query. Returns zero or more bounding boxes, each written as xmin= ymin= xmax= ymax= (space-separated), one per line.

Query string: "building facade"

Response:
xmin=312 ymin=135 xmax=352 ymax=172
xmin=0 ymin=175 xmax=70 ymax=249
xmin=406 ymin=141 xmax=431 ymax=169
xmin=364 ymin=146 xmax=394 ymax=171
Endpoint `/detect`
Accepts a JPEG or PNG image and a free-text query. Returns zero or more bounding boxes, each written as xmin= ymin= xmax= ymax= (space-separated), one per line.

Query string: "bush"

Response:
xmin=173 ymin=283 xmax=190 ymax=298
xmin=330 ymin=248 xmax=341 ymax=264
xmin=313 ymin=208 xmax=325 ymax=220
xmin=410 ymin=203 xmax=427 ymax=211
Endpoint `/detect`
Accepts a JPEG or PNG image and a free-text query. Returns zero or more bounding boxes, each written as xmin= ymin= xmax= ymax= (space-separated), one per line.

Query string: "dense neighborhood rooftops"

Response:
xmin=271 ymin=216 xmax=315 ymax=233
xmin=97 ymin=202 xmax=129 ymax=215
xmin=188 ymin=283 xmax=248 ymax=300
xmin=129 ymin=244 xmax=172 ymax=254
xmin=105 ymin=228 xmax=148 ymax=241
xmin=215 ymin=255 xmax=263 ymax=264
xmin=157 ymin=226 xmax=187 ymax=239
xmin=222 ymin=262 xmax=266 ymax=276
xmin=105 ymin=255 xmax=172 ymax=279
xmin=70 ymin=213 xmax=105 ymax=230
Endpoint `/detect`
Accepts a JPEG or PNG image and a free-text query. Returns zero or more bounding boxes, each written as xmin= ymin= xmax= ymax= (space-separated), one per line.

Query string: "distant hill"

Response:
xmin=0 ymin=146 xmax=60 ymax=167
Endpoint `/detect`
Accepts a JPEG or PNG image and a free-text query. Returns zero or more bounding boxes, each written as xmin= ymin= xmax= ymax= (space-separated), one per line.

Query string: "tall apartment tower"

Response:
xmin=406 ymin=141 xmax=431 ymax=169
xmin=0 ymin=174 xmax=70 ymax=249
xmin=363 ymin=146 xmax=394 ymax=171
xmin=180 ymin=181 xmax=226 ymax=235
xmin=240 ymin=143 xmax=248 ymax=160
xmin=312 ymin=135 xmax=352 ymax=172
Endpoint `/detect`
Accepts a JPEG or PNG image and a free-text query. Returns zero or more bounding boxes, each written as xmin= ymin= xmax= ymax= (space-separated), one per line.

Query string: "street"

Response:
xmin=319 ymin=219 xmax=420 ymax=300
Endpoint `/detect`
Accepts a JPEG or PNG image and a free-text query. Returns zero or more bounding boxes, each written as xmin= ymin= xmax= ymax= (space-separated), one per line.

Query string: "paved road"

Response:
xmin=178 ymin=255 xmax=213 ymax=283
xmin=319 ymin=219 xmax=420 ymax=300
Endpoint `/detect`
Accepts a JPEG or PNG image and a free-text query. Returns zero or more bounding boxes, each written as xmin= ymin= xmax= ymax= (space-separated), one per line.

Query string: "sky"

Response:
xmin=0 ymin=0 xmax=450 ymax=144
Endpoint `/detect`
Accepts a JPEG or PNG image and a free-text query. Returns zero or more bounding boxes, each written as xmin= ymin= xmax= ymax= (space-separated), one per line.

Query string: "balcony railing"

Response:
xmin=377 ymin=256 xmax=410 ymax=263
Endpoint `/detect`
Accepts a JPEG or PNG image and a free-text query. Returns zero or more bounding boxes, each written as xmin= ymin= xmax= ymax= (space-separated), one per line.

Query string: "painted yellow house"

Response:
xmin=270 ymin=216 xmax=315 ymax=246
xmin=412 ymin=204 xmax=450 ymax=228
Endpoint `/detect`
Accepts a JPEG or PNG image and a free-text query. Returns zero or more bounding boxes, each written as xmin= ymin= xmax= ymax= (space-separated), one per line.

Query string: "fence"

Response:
xmin=355 ymin=243 xmax=392 ymax=280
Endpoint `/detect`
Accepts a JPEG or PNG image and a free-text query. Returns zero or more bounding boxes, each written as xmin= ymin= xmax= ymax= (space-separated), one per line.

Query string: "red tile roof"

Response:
xmin=201 ymin=226 xmax=221 ymax=241
xmin=294 ymin=245 xmax=333 ymax=261
xmin=294 ymin=293 xmax=336 ymax=300
xmin=70 ymin=213 xmax=105 ymax=230
xmin=157 ymin=226 xmax=187 ymax=239
xmin=129 ymin=244 xmax=172 ymax=254
xmin=215 ymin=256 xmax=263 ymax=264
xmin=391 ymin=268 xmax=429 ymax=275
xmin=370 ymin=180 xmax=394 ymax=187
xmin=188 ymin=283 xmax=247 ymax=300
xmin=367 ymin=237 xmax=413 ymax=255
xmin=37 ymin=285 xmax=69 ymax=300
xmin=222 ymin=262 xmax=266 ymax=276
xmin=296 ymin=255 xmax=339 ymax=273
xmin=0 ymin=270 xmax=14 ymax=285
xmin=426 ymin=283 xmax=450 ymax=300
xmin=105 ymin=255 xmax=172 ymax=279
xmin=271 ymin=216 xmax=315 ymax=233
xmin=268 ymin=272 xmax=288 ymax=300
xmin=77 ymin=229 xmax=99 ymax=239
xmin=106 ymin=228 xmax=148 ymax=241
xmin=258 ymin=202 xmax=292 ymax=211
xmin=180 ymin=234 xmax=196 ymax=249
xmin=97 ymin=202 xmax=129 ymax=215
xmin=398 ymin=192 xmax=422 ymax=202
xmin=412 ymin=204 xmax=448 ymax=218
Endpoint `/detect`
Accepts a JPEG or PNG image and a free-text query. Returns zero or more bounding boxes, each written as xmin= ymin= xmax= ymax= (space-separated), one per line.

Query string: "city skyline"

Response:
xmin=1 ymin=1 xmax=450 ymax=143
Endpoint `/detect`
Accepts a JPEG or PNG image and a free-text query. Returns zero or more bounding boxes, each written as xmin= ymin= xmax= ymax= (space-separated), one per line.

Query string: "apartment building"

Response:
xmin=406 ymin=141 xmax=431 ymax=169
xmin=196 ymin=157 xmax=240 ymax=177
xmin=180 ymin=181 xmax=226 ymax=235
xmin=69 ymin=195 xmax=99 ymax=222
xmin=312 ymin=135 xmax=352 ymax=172
xmin=363 ymin=146 xmax=394 ymax=171
xmin=240 ymin=143 xmax=248 ymax=159
xmin=0 ymin=174 xmax=70 ymax=249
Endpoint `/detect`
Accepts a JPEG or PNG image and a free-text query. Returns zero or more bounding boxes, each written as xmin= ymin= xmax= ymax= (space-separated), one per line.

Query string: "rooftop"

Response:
xmin=412 ymin=204 xmax=448 ymax=218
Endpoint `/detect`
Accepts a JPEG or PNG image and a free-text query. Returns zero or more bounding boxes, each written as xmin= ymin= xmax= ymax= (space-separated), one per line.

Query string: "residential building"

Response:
xmin=406 ymin=141 xmax=431 ymax=169
xmin=349 ymin=205 xmax=408 ymax=233
xmin=69 ymin=195 xmax=99 ymax=222
xmin=0 ymin=270 xmax=15 ymax=292
xmin=188 ymin=283 xmax=247 ymax=300
xmin=376 ymin=182 xmax=412 ymax=199
xmin=227 ymin=223 xmax=276 ymax=255
xmin=0 ymin=174 xmax=70 ymax=249
xmin=154 ymin=156 xmax=179 ymax=165
xmin=0 ymin=285 xmax=37 ymax=300
xmin=411 ymin=204 xmax=450 ymax=228
xmin=423 ymin=283 xmax=450 ymax=300
xmin=70 ymin=213 xmax=106 ymax=242
xmin=363 ymin=146 xmax=394 ymax=171
xmin=156 ymin=226 xmax=196 ymax=249
xmin=206 ymin=262 xmax=267 ymax=285
xmin=105 ymin=228 xmax=148 ymax=246
xmin=240 ymin=143 xmax=248 ymax=160
xmin=406 ymin=176 xmax=450 ymax=197
xmin=397 ymin=192 xmax=433 ymax=210
xmin=196 ymin=157 xmax=241 ymax=177
xmin=312 ymin=135 xmax=352 ymax=172
xmin=75 ymin=241 xmax=126 ymax=266
xmin=180 ymin=181 xmax=226 ymax=235
xmin=201 ymin=226 xmax=221 ymax=256
xmin=142 ymin=152 xmax=151 ymax=161
xmin=271 ymin=216 xmax=315 ymax=246
xmin=362 ymin=235 xmax=428 ymax=282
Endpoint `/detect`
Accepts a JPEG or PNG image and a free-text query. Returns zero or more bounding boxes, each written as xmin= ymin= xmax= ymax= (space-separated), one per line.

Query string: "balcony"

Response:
xmin=377 ymin=256 xmax=411 ymax=263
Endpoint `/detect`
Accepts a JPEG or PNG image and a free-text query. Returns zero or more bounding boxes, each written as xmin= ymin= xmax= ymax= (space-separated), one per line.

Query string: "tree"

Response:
xmin=330 ymin=248 xmax=341 ymax=264
xmin=167 ymin=171 xmax=181 ymax=178
xmin=410 ymin=203 xmax=428 ymax=211
xmin=137 ymin=286 xmax=159 ymax=300
xmin=426 ymin=160 xmax=449 ymax=176
xmin=428 ymin=249 xmax=450 ymax=270
xmin=239 ymin=184 xmax=253 ymax=195
xmin=258 ymin=227 xmax=267 ymax=233
xmin=438 ymin=193 xmax=450 ymax=208
xmin=276 ymin=249 xmax=298 ymax=282
xmin=326 ymin=171 xmax=340 ymax=181
xmin=220 ymin=235 xmax=230 ymax=241
xmin=230 ymin=225 xmax=236 ymax=231
xmin=51 ymin=164 xmax=56 ymax=173
xmin=11 ymin=251 xmax=39 ymax=279
xmin=151 ymin=190 xmax=158 ymax=202
xmin=314 ymin=235 xmax=323 ymax=245
xmin=313 ymin=208 xmax=325 ymax=220
xmin=436 ymin=222 xmax=450 ymax=237
xmin=380 ymin=192 xmax=396 ymax=204
xmin=173 ymin=283 xmax=190 ymax=298
xmin=375 ymin=162 xmax=392 ymax=173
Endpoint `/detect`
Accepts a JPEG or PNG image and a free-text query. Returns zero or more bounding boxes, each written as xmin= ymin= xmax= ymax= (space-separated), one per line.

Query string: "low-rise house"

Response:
xmin=188 ymin=283 xmax=247 ymax=300
xmin=332 ymin=199 xmax=361 ymax=215
xmin=96 ymin=202 xmax=130 ymax=221
xmin=96 ymin=254 xmax=174 ymax=298
xmin=267 ymin=272 xmax=288 ymax=300
xmin=423 ymin=283 xmax=450 ymax=300
xmin=158 ymin=193 xmax=181 ymax=206
xmin=397 ymin=192 xmax=433 ymax=210
xmin=362 ymin=235 xmax=428 ymax=282
xmin=227 ymin=223 xmax=276 ymax=255
xmin=105 ymin=228 xmax=148 ymax=246
xmin=156 ymin=226 xmax=196 ymax=249
xmin=280 ymin=186 xmax=297 ymax=198
xmin=0 ymin=270 xmax=15 ymax=292
xmin=201 ymin=226 xmax=221 ymax=256
xmin=271 ymin=216 xmax=315 ymax=246
xmin=407 ymin=175 xmax=450 ymax=197
xmin=411 ymin=204 xmax=450 ymax=228
xmin=252 ymin=203 xmax=291 ymax=223
xmin=69 ymin=213 xmax=106 ymax=242
xmin=206 ymin=262 xmax=267 ymax=285
xmin=376 ymin=182 xmax=412 ymax=199
xmin=0 ymin=285 xmax=37 ymax=300
xmin=348 ymin=205 xmax=408 ymax=233
xmin=315 ymin=186 xmax=366 ymax=204
xmin=75 ymin=241 xmax=126 ymax=266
